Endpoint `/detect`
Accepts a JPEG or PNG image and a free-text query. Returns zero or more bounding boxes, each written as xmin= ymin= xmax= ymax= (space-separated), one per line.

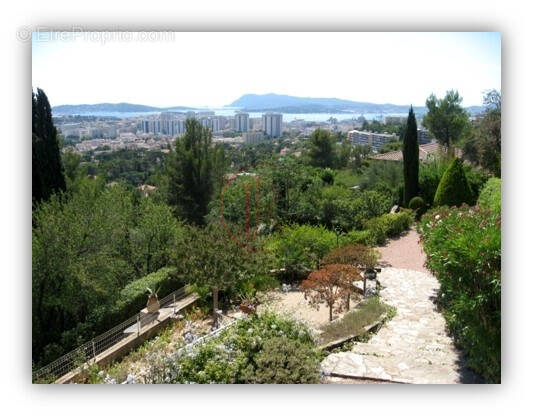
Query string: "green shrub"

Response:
xmin=408 ymin=196 xmax=425 ymax=211
xmin=419 ymin=206 xmax=501 ymax=382
xmin=477 ymin=177 xmax=501 ymax=213
xmin=265 ymin=224 xmax=337 ymax=280
xmin=101 ymin=267 xmax=184 ymax=327
xmin=339 ymin=229 xmax=373 ymax=246
xmin=433 ymin=158 xmax=474 ymax=207
xmin=409 ymin=196 xmax=426 ymax=220
xmin=464 ymin=164 xmax=491 ymax=201
xmin=244 ymin=337 xmax=321 ymax=384
xmin=152 ymin=312 xmax=320 ymax=384
xmin=363 ymin=211 xmax=414 ymax=245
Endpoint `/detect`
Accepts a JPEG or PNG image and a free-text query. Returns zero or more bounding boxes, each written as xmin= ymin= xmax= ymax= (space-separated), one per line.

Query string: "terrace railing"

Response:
xmin=32 ymin=285 xmax=192 ymax=383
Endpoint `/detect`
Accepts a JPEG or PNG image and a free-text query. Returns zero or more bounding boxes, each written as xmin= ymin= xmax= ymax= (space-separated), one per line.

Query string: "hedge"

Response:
xmin=477 ymin=177 xmax=501 ymax=213
xmin=363 ymin=211 xmax=414 ymax=245
xmin=341 ymin=211 xmax=414 ymax=246
xmin=419 ymin=206 xmax=501 ymax=382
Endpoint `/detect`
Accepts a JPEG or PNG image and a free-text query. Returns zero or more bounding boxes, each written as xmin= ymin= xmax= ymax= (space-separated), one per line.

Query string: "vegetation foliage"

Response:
xmin=433 ymin=158 xmax=474 ymax=207
xmin=477 ymin=177 xmax=501 ymax=213
xmin=146 ymin=312 xmax=321 ymax=384
xmin=419 ymin=206 xmax=501 ymax=382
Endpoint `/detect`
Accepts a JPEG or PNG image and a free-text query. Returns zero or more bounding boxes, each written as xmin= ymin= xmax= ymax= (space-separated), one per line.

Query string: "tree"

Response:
xmin=128 ymin=197 xmax=183 ymax=278
xmin=32 ymin=88 xmax=66 ymax=205
xmin=433 ymin=158 xmax=474 ymax=207
xmin=308 ymin=128 xmax=336 ymax=168
xmin=166 ymin=118 xmax=220 ymax=225
xmin=462 ymin=90 xmax=501 ymax=176
xmin=422 ymin=90 xmax=470 ymax=155
xmin=32 ymin=181 xmax=134 ymax=364
xmin=179 ymin=222 xmax=266 ymax=325
xmin=337 ymin=138 xmax=352 ymax=168
xmin=402 ymin=106 xmax=419 ymax=206
xmin=322 ymin=244 xmax=378 ymax=309
xmin=301 ymin=264 xmax=361 ymax=321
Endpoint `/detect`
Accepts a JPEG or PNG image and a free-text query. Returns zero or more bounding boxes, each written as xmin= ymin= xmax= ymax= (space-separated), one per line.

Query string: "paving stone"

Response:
xmin=321 ymin=267 xmax=475 ymax=384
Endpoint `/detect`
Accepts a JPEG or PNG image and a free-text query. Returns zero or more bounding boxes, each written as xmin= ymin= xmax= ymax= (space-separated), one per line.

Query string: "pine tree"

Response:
xmin=308 ymin=128 xmax=335 ymax=168
xmin=402 ymin=106 xmax=419 ymax=206
xmin=32 ymin=88 xmax=66 ymax=205
xmin=166 ymin=118 xmax=219 ymax=225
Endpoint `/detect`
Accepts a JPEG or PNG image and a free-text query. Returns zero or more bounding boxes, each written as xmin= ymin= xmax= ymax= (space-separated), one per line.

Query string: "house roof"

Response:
xmin=371 ymin=142 xmax=462 ymax=161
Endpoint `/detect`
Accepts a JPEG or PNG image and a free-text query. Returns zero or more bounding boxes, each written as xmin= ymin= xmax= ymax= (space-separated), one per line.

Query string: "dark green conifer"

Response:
xmin=402 ymin=106 xmax=419 ymax=206
xmin=32 ymin=88 xmax=66 ymax=205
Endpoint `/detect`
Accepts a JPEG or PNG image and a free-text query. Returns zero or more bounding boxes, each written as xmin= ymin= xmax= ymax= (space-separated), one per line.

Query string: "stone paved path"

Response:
xmin=322 ymin=230 xmax=479 ymax=384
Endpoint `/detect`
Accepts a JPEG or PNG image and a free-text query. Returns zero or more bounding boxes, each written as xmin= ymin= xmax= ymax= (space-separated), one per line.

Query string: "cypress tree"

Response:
xmin=402 ymin=106 xmax=419 ymax=206
xmin=32 ymin=88 xmax=66 ymax=205
xmin=433 ymin=158 xmax=474 ymax=207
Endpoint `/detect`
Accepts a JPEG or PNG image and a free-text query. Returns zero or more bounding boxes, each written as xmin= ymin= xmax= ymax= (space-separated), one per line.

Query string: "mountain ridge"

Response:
xmin=229 ymin=93 xmax=483 ymax=114
xmin=52 ymin=93 xmax=484 ymax=115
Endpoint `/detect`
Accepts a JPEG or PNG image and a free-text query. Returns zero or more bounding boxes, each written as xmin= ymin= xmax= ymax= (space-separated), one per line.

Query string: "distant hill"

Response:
xmin=229 ymin=93 xmax=483 ymax=115
xmin=52 ymin=103 xmax=194 ymax=115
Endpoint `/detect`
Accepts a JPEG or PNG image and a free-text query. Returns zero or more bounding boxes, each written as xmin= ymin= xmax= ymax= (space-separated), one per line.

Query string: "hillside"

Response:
xmin=52 ymin=103 xmax=194 ymax=115
xmin=229 ymin=93 xmax=483 ymax=115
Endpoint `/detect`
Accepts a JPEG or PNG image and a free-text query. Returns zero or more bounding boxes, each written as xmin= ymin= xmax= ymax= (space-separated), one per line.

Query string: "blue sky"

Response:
xmin=32 ymin=32 xmax=501 ymax=108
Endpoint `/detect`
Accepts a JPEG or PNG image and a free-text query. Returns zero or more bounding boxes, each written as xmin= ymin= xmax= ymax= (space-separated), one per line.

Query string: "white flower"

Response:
xmin=270 ymin=324 xmax=277 ymax=330
xmin=435 ymin=214 xmax=440 ymax=220
xmin=247 ymin=328 xmax=254 ymax=334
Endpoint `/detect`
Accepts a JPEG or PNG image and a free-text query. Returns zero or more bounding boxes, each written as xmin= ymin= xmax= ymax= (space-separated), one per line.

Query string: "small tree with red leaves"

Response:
xmin=301 ymin=264 xmax=362 ymax=321
xmin=322 ymin=244 xmax=379 ymax=309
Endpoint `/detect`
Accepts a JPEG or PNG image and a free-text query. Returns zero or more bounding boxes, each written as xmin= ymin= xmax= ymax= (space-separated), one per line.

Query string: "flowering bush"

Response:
xmin=145 ymin=312 xmax=320 ymax=384
xmin=419 ymin=205 xmax=501 ymax=382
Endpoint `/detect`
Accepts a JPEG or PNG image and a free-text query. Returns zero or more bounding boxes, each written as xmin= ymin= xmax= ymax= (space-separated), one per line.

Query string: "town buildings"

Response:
xmin=243 ymin=131 xmax=264 ymax=144
xmin=234 ymin=112 xmax=250 ymax=132
xmin=262 ymin=112 xmax=283 ymax=138
xmin=347 ymin=129 xmax=398 ymax=150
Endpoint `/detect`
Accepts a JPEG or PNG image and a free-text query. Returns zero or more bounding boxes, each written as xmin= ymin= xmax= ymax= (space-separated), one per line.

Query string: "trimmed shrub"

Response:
xmin=419 ymin=206 xmax=501 ymax=382
xmin=477 ymin=177 xmax=501 ymax=213
xmin=433 ymin=158 xmax=474 ymax=207
xmin=409 ymin=196 xmax=426 ymax=220
xmin=363 ymin=211 xmax=414 ymax=245
xmin=408 ymin=196 xmax=425 ymax=211
xmin=339 ymin=229 xmax=373 ymax=247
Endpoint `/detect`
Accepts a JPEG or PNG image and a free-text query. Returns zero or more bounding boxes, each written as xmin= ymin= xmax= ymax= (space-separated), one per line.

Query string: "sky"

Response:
xmin=32 ymin=32 xmax=501 ymax=108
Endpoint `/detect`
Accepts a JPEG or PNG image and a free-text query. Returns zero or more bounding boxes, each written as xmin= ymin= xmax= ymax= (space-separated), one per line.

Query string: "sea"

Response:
xmin=54 ymin=107 xmax=408 ymax=122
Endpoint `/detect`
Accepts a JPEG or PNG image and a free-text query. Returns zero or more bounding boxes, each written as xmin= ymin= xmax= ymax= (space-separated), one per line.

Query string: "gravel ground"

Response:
xmin=257 ymin=290 xmax=361 ymax=329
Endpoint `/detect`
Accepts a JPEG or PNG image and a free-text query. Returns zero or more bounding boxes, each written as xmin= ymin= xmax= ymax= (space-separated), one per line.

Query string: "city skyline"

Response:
xmin=32 ymin=32 xmax=501 ymax=108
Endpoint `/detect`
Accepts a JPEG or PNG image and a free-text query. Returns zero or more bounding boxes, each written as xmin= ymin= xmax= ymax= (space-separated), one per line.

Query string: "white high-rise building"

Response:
xmin=234 ymin=112 xmax=250 ymax=132
xmin=262 ymin=112 xmax=283 ymax=138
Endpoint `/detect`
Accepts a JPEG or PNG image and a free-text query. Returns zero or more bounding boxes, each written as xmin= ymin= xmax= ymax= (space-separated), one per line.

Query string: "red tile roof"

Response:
xmin=371 ymin=142 xmax=462 ymax=161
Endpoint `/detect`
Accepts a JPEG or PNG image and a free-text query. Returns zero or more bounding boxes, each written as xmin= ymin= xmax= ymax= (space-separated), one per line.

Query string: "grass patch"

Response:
xmin=319 ymin=297 xmax=393 ymax=345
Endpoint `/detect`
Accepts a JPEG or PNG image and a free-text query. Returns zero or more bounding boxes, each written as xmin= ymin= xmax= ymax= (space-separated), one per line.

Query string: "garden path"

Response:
xmin=321 ymin=229 xmax=480 ymax=384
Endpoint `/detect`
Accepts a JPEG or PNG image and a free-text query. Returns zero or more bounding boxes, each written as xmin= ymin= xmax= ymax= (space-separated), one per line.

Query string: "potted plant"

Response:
xmin=146 ymin=286 xmax=160 ymax=313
